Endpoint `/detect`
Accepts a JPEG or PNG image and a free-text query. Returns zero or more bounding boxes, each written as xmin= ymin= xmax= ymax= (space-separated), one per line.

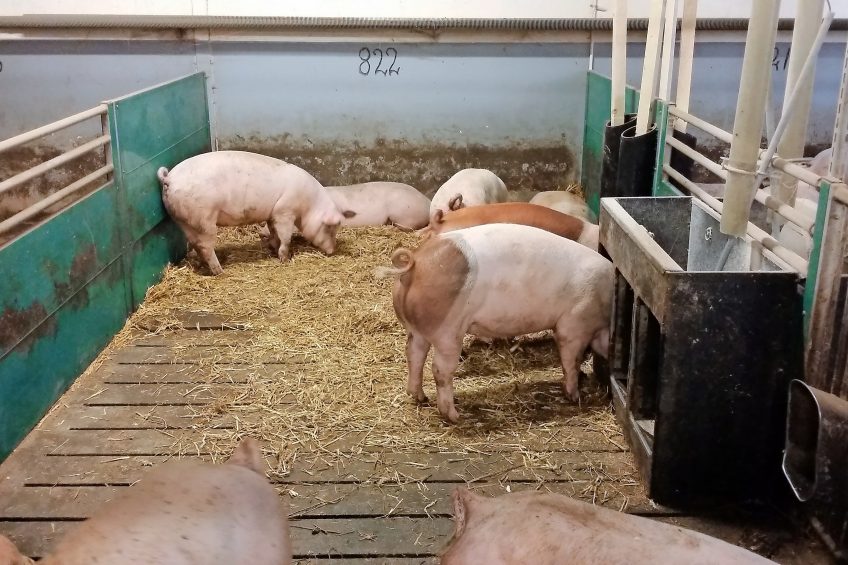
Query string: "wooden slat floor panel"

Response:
xmin=0 ymin=322 xmax=831 ymax=563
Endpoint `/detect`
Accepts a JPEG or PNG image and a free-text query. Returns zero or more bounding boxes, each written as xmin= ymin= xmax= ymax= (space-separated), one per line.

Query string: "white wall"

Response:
xmin=6 ymin=0 xmax=847 ymax=19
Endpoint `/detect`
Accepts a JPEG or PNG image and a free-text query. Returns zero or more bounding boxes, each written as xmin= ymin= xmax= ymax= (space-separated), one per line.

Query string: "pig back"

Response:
xmin=41 ymin=460 xmax=290 ymax=565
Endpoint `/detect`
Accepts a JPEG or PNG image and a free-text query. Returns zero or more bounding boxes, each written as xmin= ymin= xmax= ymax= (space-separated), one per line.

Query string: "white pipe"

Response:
xmin=658 ymin=0 xmax=679 ymax=101
xmin=665 ymin=164 xmax=809 ymax=272
xmin=756 ymin=11 xmax=834 ymax=181
xmin=720 ymin=0 xmax=781 ymax=237
xmin=674 ymin=0 xmax=698 ymax=133
xmin=667 ymin=137 xmax=815 ymax=231
xmin=0 ymin=136 xmax=110 ymax=197
xmin=0 ymin=105 xmax=107 ymax=155
xmin=0 ymin=165 xmax=113 ymax=235
xmin=611 ymin=0 xmax=628 ymax=127
xmin=668 ymin=106 xmax=733 ymax=143
xmin=772 ymin=0 xmax=826 ymax=211
xmin=636 ymin=0 xmax=667 ymax=136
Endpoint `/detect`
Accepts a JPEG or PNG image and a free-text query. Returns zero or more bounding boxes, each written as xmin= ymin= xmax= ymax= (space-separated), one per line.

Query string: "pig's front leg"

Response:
xmin=406 ymin=332 xmax=431 ymax=402
xmin=268 ymin=213 xmax=296 ymax=262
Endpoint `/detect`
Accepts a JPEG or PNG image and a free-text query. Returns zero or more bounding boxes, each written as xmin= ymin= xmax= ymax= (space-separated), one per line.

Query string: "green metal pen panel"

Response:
xmin=0 ymin=72 xmax=211 ymax=462
xmin=580 ymin=71 xmax=639 ymax=218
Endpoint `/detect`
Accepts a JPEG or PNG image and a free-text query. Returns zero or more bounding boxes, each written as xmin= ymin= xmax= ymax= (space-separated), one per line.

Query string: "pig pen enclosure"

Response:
xmin=0 ymin=22 xmax=845 ymax=565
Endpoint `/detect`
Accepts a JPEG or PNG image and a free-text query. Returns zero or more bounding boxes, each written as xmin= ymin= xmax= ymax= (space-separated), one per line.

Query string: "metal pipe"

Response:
xmin=674 ymin=0 xmax=698 ymax=133
xmin=658 ymin=0 xmax=680 ymax=101
xmin=720 ymin=0 xmax=781 ymax=237
xmin=0 ymin=135 xmax=110 ymax=197
xmin=668 ymin=107 xmax=733 ymax=143
xmin=0 ymin=105 xmax=107 ymax=155
xmin=0 ymin=15 xmax=844 ymax=31
xmin=636 ymin=0 xmax=667 ymax=136
xmin=758 ymin=10 xmax=834 ymax=182
xmin=665 ymin=164 xmax=809 ymax=272
xmin=772 ymin=0 xmax=826 ymax=211
xmin=667 ymin=137 xmax=816 ymax=231
xmin=0 ymin=165 xmax=113 ymax=235
xmin=830 ymin=41 xmax=848 ymax=183
xmin=611 ymin=0 xmax=628 ymax=127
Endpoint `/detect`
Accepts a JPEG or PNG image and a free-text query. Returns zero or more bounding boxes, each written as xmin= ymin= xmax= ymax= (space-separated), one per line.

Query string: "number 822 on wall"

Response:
xmin=359 ymin=48 xmax=400 ymax=77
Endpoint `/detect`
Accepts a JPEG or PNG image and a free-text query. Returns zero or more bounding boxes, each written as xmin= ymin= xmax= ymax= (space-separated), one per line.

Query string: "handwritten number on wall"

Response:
xmin=358 ymin=47 xmax=400 ymax=77
xmin=772 ymin=46 xmax=790 ymax=71
xmin=0 ymin=61 xmax=3 ymax=72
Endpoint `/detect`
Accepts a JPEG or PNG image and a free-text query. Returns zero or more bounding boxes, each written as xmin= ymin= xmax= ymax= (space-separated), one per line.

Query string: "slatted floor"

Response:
xmin=0 ymin=312 xmax=833 ymax=564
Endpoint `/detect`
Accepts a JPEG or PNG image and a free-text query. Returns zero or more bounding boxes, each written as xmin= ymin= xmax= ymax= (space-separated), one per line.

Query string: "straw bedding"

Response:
xmin=95 ymin=222 xmax=637 ymax=498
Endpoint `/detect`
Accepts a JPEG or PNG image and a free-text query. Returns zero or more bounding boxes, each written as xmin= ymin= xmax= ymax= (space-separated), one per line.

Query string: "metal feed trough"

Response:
xmin=599 ymin=196 xmax=805 ymax=508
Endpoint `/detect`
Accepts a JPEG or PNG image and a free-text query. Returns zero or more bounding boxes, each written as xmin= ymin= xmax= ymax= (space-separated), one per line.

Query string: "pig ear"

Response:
xmin=342 ymin=210 xmax=356 ymax=219
xmin=430 ymin=209 xmax=444 ymax=226
xmin=227 ymin=437 xmax=265 ymax=475
xmin=448 ymin=194 xmax=464 ymax=211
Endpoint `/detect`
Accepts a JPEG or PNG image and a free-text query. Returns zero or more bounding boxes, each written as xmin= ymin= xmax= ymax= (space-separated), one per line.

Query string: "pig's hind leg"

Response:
xmin=553 ymin=319 xmax=594 ymax=403
xmin=406 ymin=332 xmax=431 ymax=402
xmin=431 ymin=339 xmax=463 ymax=423
xmin=180 ymin=221 xmax=223 ymax=276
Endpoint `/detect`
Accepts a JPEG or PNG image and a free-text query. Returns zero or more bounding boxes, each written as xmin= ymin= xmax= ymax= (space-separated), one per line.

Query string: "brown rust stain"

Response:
xmin=220 ymin=135 xmax=578 ymax=195
xmin=0 ymin=302 xmax=56 ymax=353
xmin=53 ymin=244 xmax=99 ymax=307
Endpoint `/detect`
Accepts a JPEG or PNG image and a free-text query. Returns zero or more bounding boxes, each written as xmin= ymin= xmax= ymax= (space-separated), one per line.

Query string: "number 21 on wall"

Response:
xmin=359 ymin=47 xmax=400 ymax=77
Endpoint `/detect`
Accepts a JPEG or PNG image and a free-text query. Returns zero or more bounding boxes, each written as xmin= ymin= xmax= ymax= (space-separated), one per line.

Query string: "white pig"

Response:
xmin=376 ymin=223 xmax=612 ymax=423
xmin=28 ymin=438 xmax=292 ymax=565
xmin=529 ymin=190 xmax=592 ymax=222
xmin=441 ymin=488 xmax=776 ymax=564
xmin=0 ymin=535 xmax=30 ymax=565
xmin=430 ymin=169 xmax=508 ymax=215
xmin=327 ymin=182 xmax=431 ymax=229
xmin=157 ymin=150 xmax=344 ymax=275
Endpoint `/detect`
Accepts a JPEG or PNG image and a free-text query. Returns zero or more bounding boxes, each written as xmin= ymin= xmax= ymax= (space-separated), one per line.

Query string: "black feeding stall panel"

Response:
xmin=599 ymin=196 xmax=804 ymax=508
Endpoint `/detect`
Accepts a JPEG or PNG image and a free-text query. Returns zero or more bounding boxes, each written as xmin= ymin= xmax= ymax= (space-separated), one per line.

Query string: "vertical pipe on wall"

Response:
xmin=611 ymin=0 xmax=628 ymax=127
xmin=772 ymin=0 xmax=826 ymax=222
xmin=720 ymin=0 xmax=781 ymax=237
xmin=674 ymin=0 xmax=697 ymax=133
xmin=658 ymin=0 xmax=679 ymax=102
xmin=636 ymin=0 xmax=667 ymax=136
xmin=831 ymin=41 xmax=848 ymax=183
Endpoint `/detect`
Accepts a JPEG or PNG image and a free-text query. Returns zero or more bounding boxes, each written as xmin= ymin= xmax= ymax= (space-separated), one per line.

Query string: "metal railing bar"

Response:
xmin=0 ymin=135 xmax=110 ymax=197
xmin=0 ymin=165 xmax=113 ymax=235
xmin=0 ymin=105 xmax=108 ymax=155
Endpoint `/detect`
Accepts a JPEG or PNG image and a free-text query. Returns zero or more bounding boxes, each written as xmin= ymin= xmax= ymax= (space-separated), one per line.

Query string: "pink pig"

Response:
xmin=430 ymin=169 xmax=509 ymax=215
xmin=328 ymin=182 xmax=431 ymax=229
xmin=441 ymin=488 xmax=777 ymax=564
xmin=0 ymin=439 xmax=292 ymax=565
xmin=158 ymin=150 xmax=344 ymax=274
xmin=377 ymin=223 xmax=612 ymax=422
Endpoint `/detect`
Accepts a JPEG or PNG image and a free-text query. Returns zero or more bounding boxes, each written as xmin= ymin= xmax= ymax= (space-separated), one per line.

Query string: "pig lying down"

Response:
xmin=328 ymin=182 xmax=431 ymax=229
xmin=0 ymin=438 xmax=292 ymax=565
xmin=0 ymin=535 xmax=30 ymax=565
xmin=529 ymin=190 xmax=591 ymax=222
xmin=430 ymin=168 xmax=509 ymax=215
xmin=441 ymin=488 xmax=776 ymax=564
xmin=377 ymin=223 xmax=612 ymax=422
xmin=420 ymin=202 xmax=600 ymax=251
xmin=158 ymin=150 xmax=344 ymax=275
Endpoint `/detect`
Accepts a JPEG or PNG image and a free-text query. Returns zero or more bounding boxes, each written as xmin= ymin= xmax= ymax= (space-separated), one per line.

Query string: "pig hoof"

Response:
xmin=210 ymin=266 xmax=224 ymax=276
xmin=443 ymin=409 xmax=461 ymax=424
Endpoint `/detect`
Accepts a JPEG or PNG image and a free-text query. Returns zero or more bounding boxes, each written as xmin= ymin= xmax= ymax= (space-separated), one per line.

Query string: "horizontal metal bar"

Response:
xmin=664 ymin=164 xmax=809 ymax=273
xmin=771 ymin=156 xmax=825 ymax=190
xmin=667 ymin=136 xmax=727 ymax=179
xmin=668 ymin=106 xmax=733 ymax=143
xmin=665 ymin=137 xmax=816 ymax=232
xmin=2 ymin=15 xmax=846 ymax=31
xmin=0 ymin=105 xmax=107 ymax=155
xmin=0 ymin=135 xmax=110 ymax=197
xmin=834 ymin=183 xmax=848 ymax=206
xmin=0 ymin=165 xmax=113 ymax=236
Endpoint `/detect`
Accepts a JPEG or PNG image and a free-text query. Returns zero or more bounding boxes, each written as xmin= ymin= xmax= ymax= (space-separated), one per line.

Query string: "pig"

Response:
xmin=419 ymin=202 xmax=599 ymax=251
xmin=157 ymin=150 xmax=344 ymax=275
xmin=0 ymin=535 xmax=30 ymax=565
xmin=32 ymin=438 xmax=292 ymax=565
xmin=376 ymin=223 xmax=612 ymax=423
xmin=328 ymin=182 xmax=431 ymax=229
xmin=441 ymin=488 xmax=777 ymax=565
xmin=529 ymin=190 xmax=592 ymax=222
xmin=430 ymin=169 xmax=508 ymax=215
